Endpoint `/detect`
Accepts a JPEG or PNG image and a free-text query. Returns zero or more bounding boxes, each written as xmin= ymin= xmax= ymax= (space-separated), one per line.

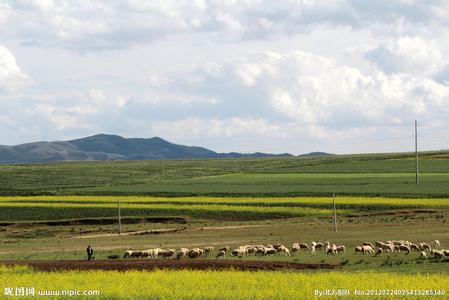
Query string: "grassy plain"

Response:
xmin=1 ymin=151 xmax=449 ymax=197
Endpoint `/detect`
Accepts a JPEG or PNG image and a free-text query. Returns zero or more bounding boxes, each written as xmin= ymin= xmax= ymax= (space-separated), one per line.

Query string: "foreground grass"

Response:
xmin=1 ymin=266 xmax=448 ymax=299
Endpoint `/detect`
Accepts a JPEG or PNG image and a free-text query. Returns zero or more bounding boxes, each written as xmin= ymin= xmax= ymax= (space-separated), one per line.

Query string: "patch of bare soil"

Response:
xmin=2 ymin=259 xmax=336 ymax=271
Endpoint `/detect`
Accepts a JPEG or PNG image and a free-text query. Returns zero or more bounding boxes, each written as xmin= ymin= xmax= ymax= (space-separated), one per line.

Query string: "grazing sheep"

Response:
xmin=326 ymin=244 xmax=337 ymax=255
xmin=299 ymin=243 xmax=311 ymax=251
xmin=131 ymin=251 xmax=143 ymax=258
xmin=434 ymin=240 xmax=440 ymax=248
xmin=176 ymin=248 xmax=188 ymax=260
xmin=312 ymin=242 xmax=323 ymax=250
xmin=291 ymin=243 xmax=300 ymax=254
xmin=363 ymin=242 xmax=374 ymax=248
xmin=374 ymin=248 xmax=383 ymax=257
xmin=219 ymin=246 xmax=230 ymax=252
xmin=273 ymin=243 xmax=285 ymax=250
xmin=355 ymin=246 xmax=363 ymax=254
xmin=123 ymin=250 xmax=133 ymax=258
xmin=431 ymin=250 xmax=446 ymax=259
xmin=188 ymin=249 xmax=200 ymax=259
xmin=420 ymin=243 xmax=431 ymax=252
xmin=442 ymin=250 xmax=449 ymax=257
xmin=310 ymin=245 xmax=316 ymax=255
xmin=420 ymin=251 xmax=427 ymax=259
xmin=159 ymin=249 xmax=175 ymax=259
xmin=375 ymin=241 xmax=384 ymax=248
xmin=216 ymin=250 xmax=226 ymax=258
xmin=398 ymin=245 xmax=411 ymax=254
xmin=264 ymin=247 xmax=276 ymax=256
xmin=277 ymin=245 xmax=290 ymax=256
xmin=255 ymin=247 xmax=266 ymax=256
xmin=410 ymin=244 xmax=420 ymax=252
xmin=204 ymin=246 xmax=214 ymax=253
xmin=336 ymin=245 xmax=345 ymax=253
xmin=246 ymin=246 xmax=256 ymax=255
xmin=361 ymin=245 xmax=374 ymax=254
xmin=379 ymin=243 xmax=394 ymax=253
xmin=231 ymin=249 xmax=245 ymax=258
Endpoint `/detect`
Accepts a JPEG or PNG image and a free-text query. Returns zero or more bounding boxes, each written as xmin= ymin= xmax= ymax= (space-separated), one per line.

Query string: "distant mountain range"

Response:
xmin=0 ymin=134 xmax=333 ymax=164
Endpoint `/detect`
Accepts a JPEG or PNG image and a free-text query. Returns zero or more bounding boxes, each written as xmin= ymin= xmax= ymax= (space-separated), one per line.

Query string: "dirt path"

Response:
xmin=2 ymin=259 xmax=336 ymax=271
xmin=71 ymin=228 xmax=180 ymax=239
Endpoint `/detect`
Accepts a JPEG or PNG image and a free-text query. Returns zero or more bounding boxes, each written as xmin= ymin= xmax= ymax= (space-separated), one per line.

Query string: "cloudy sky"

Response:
xmin=1 ymin=0 xmax=449 ymax=154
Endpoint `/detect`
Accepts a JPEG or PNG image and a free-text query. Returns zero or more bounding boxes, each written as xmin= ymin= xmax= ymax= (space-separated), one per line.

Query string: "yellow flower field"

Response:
xmin=1 ymin=266 xmax=448 ymax=299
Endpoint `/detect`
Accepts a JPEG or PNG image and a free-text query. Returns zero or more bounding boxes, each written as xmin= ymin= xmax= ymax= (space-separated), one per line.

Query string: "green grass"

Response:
xmin=78 ymin=172 xmax=449 ymax=197
xmin=1 ymin=151 xmax=449 ymax=197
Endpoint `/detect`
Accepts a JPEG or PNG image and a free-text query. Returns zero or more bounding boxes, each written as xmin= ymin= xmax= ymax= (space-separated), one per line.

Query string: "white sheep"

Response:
xmin=374 ymin=248 xmax=383 ymax=257
xmin=361 ymin=245 xmax=374 ymax=254
xmin=420 ymin=242 xmax=431 ymax=252
xmin=291 ymin=243 xmax=300 ymax=254
xmin=398 ymin=244 xmax=411 ymax=254
xmin=431 ymin=250 xmax=446 ymax=259
xmin=434 ymin=240 xmax=440 ymax=248
xmin=277 ymin=245 xmax=290 ymax=256
xmin=176 ymin=248 xmax=188 ymax=260
xmin=216 ymin=250 xmax=226 ymax=258
xmin=420 ymin=251 xmax=427 ymax=259
xmin=363 ymin=242 xmax=374 ymax=248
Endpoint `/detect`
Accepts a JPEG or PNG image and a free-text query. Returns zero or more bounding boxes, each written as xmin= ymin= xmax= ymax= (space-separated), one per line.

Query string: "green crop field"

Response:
xmin=0 ymin=196 xmax=448 ymax=222
xmin=1 ymin=151 xmax=449 ymax=197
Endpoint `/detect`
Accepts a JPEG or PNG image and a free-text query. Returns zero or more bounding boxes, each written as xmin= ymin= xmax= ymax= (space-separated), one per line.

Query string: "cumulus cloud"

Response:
xmin=3 ymin=0 xmax=449 ymax=51
xmin=0 ymin=45 xmax=29 ymax=91
xmin=161 ymin=50 xmax=449 ymax=128
xmin=365 ymin=36 xmax=443 ymax=75
xmin=2 ymin=1 xmax=449 ymax=153
xmin=151 ymin=117 xmax=287 ymax=139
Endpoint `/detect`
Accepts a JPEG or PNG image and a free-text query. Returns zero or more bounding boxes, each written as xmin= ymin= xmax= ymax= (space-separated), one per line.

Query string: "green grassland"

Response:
xmin=1 ymin=151 xmax=449 ymax=197
xmin=1 ymin=152 xmax=449 ymax=276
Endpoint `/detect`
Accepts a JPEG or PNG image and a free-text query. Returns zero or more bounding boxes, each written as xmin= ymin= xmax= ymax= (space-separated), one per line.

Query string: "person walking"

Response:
xmin=87 ymin=245 xmax=94 ymax=261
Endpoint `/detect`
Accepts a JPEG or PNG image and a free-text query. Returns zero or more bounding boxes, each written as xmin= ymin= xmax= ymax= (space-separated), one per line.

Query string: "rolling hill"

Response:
xmin=0 ymin=134 xmax=292 ymax=163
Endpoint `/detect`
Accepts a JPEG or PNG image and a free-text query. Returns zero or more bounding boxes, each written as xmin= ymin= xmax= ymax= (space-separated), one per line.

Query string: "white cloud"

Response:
xmin=151 ymin=117 xmax=287 ymax=139
xmin=4 ymin=1 xmax=449 ymax=51
xmin=365 ymin=36 xmax=443 ymax=75
xmin=0 ymin=45 xmax=29 ymax=91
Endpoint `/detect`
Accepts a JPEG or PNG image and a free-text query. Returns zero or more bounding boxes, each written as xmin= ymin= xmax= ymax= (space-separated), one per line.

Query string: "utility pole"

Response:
xmin=415 ymin=120 xmax=419 ymax=184
xmin=118 ymin=198 xmax=122 ymax=236
xmin=332 ymin=191 xmax=337 ymax=233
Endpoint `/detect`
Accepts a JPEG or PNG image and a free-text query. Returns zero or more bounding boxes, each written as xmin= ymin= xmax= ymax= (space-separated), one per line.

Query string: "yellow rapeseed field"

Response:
xmin=1 ymin=266 xmax=448 ymax=299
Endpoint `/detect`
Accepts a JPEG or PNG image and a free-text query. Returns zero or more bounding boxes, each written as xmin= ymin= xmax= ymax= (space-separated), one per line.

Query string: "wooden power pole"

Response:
xmin=118 ymin=198 xmax=122 ymax=236
xmin=333 ymin=191 xmax=337 ymax=233
xmin=415 ymin=120 xmax=419 ymax=184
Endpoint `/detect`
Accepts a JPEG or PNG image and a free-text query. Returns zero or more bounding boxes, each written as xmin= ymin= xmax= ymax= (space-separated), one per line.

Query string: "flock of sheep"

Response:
xmin=122 ymin=239 xmax=446 ymax=260
xmin=354 ymin=239 xmax=448 ymax=259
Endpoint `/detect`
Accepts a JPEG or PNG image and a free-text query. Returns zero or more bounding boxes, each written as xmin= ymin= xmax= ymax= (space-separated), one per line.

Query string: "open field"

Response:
xmin=1 ymin=266 xmax=448 ymax=299
xmin=1 ymin=196 xmax=448 ymax=274
xmin=0 ymin=195 xmax=448 ymax=221
xmin=1 ymin=154 xmax=449 ymax=298
xmin=1 ymin=151 xmax=449 ymax=197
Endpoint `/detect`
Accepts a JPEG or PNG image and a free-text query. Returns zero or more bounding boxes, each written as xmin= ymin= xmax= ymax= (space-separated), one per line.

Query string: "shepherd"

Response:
xmin=87 ymin=245 xmax=94 ymax=261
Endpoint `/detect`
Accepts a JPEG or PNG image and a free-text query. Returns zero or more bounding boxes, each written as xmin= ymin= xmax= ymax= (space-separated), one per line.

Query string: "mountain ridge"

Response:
xmin=0 ymin=134 xmax=301 ymax=164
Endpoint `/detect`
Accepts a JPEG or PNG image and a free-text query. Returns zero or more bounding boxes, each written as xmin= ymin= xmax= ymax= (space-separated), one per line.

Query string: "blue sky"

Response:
xmin=1 ymin=0 xmax=449 ymax=154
